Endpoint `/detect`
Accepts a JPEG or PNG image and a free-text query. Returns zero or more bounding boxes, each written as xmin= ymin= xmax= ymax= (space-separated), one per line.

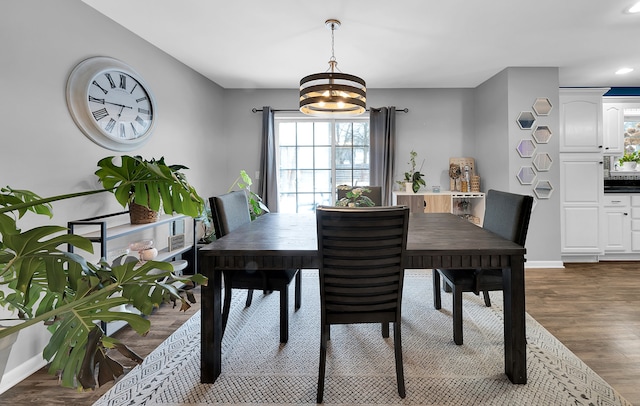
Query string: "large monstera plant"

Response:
xmin=0 ymin=155 xmax=207 ymax=390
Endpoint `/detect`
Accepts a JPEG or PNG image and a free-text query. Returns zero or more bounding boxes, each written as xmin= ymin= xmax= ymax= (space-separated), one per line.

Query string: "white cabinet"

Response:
xmin=560 ymin=153 xmax=604 ymax=256
xmin=602 ymin=195 xmax=630 ymax=252
xmin=603 ymin=103 xmax=625 ymax=155
xmin=559 ymin=88 xmax=609 ymax=152
xmin=393 ymin=191 xmax=485 ymax=225
xmin=631 ymin=196 xmax=640 ymax=252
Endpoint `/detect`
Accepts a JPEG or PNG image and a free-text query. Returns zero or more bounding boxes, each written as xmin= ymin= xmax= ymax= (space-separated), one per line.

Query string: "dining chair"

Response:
xmin=336 ymin=185 xmax=383 ymax=206
xmin=433 ymin=189 xmax=533 ymax=345
xmin=209 ymin=191 xmax=301 ymax=343
xmin=315 ymin=205 xmax=409 ymax=402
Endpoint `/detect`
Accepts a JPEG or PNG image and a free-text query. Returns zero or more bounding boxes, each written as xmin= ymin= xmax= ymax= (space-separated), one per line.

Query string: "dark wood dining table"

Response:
xmin=198 ymin=212 xmax=527 ymax=385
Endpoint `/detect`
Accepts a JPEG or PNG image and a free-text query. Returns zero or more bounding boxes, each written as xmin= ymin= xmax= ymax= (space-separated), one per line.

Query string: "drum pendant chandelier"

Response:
xmin=299 ymin=19 xmax=366 ymax=116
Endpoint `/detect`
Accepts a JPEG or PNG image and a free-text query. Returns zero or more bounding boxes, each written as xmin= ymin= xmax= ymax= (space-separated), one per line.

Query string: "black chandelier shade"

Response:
xmin=299 ymin=71 xmax=366 ymax=116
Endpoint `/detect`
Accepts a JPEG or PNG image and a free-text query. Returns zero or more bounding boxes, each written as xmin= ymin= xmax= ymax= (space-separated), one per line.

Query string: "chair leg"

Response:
xmin=482 ymin=290 xmax=492 ymax=307
xmin=381 ymin=322 xmax=390 ymax=338
xmin=294 ymin=270 xmax=302 ymax=311
xmin=279 ymin=287 xmax=289 ymax=344
xmin=393 ymin=321 xmax=406 ymax=398
xmin=452 ymin=284 xmax=463 ymax=345
xmin=433 ymin=269 xmax=442 ymax=309
xmin=245 ymin=289 xmax=254 ymax=307
xmin=222 ymin=274 xmax=233 ymax=335
xmin=317 ymin=325 xmax=328 ymax=404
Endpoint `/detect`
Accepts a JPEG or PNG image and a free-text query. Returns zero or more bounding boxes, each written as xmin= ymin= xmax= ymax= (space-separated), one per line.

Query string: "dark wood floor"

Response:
xmin=1 ymin=262 xmax=639 ymax=405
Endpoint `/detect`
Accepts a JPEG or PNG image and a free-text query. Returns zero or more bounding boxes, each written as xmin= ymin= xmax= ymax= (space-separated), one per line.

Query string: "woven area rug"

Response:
xmin=94 ymin=270 xmax=630 ymax=406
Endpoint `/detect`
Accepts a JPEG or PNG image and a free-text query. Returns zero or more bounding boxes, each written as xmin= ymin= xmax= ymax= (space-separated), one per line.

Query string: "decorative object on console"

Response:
xmin=299 ymin=19 xmax=366 ymax=116
xmin=66 ymin=56 xmax=156 ymax=151
xmin=398 ymin=150 xmax=426 ymax=193
xmin=95 ymin=155 xmax=205 ymax=225
xmin=449 ymin=157 xmax=476 ymax=192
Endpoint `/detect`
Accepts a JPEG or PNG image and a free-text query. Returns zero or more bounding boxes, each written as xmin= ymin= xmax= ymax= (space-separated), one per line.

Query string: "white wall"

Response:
xmin=1 ymin=0 xmax=227 ymax=391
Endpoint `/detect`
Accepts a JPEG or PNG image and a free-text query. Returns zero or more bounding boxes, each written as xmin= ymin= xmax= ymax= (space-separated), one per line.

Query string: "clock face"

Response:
xmin=67 ymin=57 xmax=157 ymax=151
xmin=87 ymin=69 xmax=154 ymax=141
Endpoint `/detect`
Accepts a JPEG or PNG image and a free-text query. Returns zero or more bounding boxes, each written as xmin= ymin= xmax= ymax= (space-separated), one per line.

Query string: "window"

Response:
xmin=275 ymin=114 xmax=370 ymax=213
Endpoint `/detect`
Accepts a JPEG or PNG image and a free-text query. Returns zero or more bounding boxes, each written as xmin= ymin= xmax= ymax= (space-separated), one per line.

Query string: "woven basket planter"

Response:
xmin=129 ymin=202 xmax=159 ymax=224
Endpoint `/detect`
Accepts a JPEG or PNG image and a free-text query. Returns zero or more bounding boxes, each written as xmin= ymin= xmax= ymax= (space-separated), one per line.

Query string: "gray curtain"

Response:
xmin=259 ymin=106 xmax=278 ymax=212
xmin=369 ymin=106 xmax=396 ymax=205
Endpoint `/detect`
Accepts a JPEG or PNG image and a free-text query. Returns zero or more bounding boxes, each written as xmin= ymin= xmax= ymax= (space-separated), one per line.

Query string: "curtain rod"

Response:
xmin=251 ymin=107 xmax=409 ymax=113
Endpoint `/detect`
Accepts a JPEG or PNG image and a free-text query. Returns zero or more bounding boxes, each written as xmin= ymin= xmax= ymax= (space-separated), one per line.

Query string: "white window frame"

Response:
xmin=274 ymin=112 xmax=370 ymax=213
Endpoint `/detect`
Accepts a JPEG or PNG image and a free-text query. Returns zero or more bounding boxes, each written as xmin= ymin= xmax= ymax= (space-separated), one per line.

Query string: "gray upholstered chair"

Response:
xmin=315 ymin=205 xmax=409 ymax=402
xmin=209 ymin=191 xmax=301 ymax=343
xmin=336 ymin=185 xmax=383 ymax=206
xmin=433 ymin=189 xmax=533 ymax=345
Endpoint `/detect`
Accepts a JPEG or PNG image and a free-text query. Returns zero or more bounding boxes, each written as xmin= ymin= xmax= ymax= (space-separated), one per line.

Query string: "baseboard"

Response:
xmin=0 ymin=355 xmax=47 ymax=395
xmin=526 ymin=260 xmax=564 ymax=269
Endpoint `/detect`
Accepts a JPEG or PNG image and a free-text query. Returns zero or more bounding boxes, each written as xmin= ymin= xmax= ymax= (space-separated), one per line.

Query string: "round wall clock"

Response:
xmin=66 ymin=56 xmax=156 ymax=151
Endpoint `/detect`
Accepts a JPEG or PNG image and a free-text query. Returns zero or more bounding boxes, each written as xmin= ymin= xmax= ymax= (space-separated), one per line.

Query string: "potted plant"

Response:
xmin=336 ymin=185 xmax=375 ymax=207
xmin=227 ymin=170 xmax=269 ymax=220
xmin=397 ymin=150 xmax=426 ymax=193
xmin=0 ymin=156 xmax=207 ymax=390
xmin=618 ymin=150 xmax=640 ymax=170
xmin=95 ymin=155 xmax=204 ymax=224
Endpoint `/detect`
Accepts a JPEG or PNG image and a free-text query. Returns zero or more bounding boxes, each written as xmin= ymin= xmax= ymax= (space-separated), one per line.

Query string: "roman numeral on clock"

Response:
xmin=119 ymin=74 xmax=126 ymax=89
xmin=136 ymin=96 xmax=148 ymax=103
xmin=130 ymin=123 xmax=140 ymax=137
xmin=88 ymin=95 xmax=105 ymax=104
xmin=105 ymin=73 xmax=116 ymax=89
xmin=92 ymin=80 xmax=108 ymax=95
xmin=92 ymin=108 xmax=109 ymax=121
xmin=104 ymin=118 xmax=116 ymax=133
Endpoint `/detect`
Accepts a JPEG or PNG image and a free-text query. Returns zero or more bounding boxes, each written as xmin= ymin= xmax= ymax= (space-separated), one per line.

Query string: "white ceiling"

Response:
xmin=83 ymin=0 xmax=640 ymax=89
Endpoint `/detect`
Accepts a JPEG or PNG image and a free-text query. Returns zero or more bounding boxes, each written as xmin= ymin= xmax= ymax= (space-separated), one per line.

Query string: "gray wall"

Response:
xmin=474 ymin=67 xmax=561 ymax=264
xmin=1 ymin=0 xmax=228 ymax=390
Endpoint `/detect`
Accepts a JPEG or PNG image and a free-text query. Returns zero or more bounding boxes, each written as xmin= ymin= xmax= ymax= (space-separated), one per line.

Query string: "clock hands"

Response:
xmin=104 ymin=101 xmax=133 ymax=110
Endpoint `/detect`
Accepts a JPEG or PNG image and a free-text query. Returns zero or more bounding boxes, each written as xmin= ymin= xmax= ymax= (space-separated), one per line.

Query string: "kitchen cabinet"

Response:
xmin=602 ymin=195 xmax=630 ymax=252
xmin=560 ymin=153 xmax=603 ymax=257
xmin=68 ymin=212 xmax=197 ymax=335
xmin=393 ymin=191 xmax=485 ymax=225
xmin=599 ymin=195 xmax=640 ymax=259
xmin=559 ymin=88 xmax=609 ymax=261
xmin=603 ymin=102 xmax=625 ymax=155
xmin=559 ymin=88 xmax=608 ymax=152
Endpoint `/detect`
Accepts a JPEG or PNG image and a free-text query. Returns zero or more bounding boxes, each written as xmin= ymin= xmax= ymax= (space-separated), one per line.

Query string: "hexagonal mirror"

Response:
xmin=533 ymin=152 xmax=553 ymax=171
xmin=534 ymin=180 xmax=553 ymax=199
xmin=517 ymin=111 xmax=536 ymax=129
xmin=532 ymin=125 xmax=552 ymax=144
xmin=532 ymin=97 xmax=553 ymax=116
xmin=516 ymin=139 xmax=536 ymax=158
xmin=517 ymin=166 xmax=537 ymax=185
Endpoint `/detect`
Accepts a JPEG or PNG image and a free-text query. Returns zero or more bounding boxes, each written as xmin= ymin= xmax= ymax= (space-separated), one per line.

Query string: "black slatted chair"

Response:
xmin=433 ymin=189 xmax=533 ymax=345
xmin=209 ymin=191 xmax=301 ymax=343
xmin=336 ymin=186 xmax=383 ymax=206
xmin=315 ymin=205 xmax=409 ymax=403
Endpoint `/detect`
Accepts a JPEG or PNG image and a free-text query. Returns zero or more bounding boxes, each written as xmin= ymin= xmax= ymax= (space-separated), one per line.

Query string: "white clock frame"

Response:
xmin=66 ymin=56 xmax=157 ymax=151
